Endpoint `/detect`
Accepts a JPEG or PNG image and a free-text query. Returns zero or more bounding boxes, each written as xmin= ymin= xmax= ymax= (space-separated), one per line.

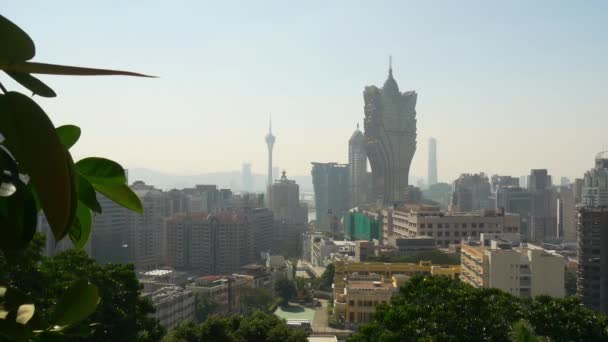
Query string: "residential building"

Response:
xmin=311 ymin=162 xmax=350 ymax=232
xmin=241 ymin=163 xmax=254 ymax=193
xmin=142 ymin=286 xmax=194 ymax=330
xmin=577 ymin=206 xmax=608 ymax=313
xmin=582 ymin=151 xmax=608 ymax=206
xmin=422 ymin=182 xmax=452 ymax=209
xmin=528 ymin=169 xmax=558 ymax=242
xmin=364 ymin=60 xmax=417 ymax=204
xmin=90 ymin=194 xmax=131 ymax=264
xmin=460 ymin=236 xmax=565 ymax=298
xmin=451 ymin=173 xmax=491 ymax=212
xmin=388 ymin=205 xmax=520 ymax=247
xmin=557 ymin=186 xmax=577 ymax=242
xmin=187 ymin=275 xmax=251 ymax=315
xmin=130 ymin=181 xmax=165 ymax=270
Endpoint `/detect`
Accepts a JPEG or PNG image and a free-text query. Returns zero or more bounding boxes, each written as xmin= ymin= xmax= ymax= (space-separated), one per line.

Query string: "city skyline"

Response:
xmin=3 ymin=1 xmax=607 ymax=183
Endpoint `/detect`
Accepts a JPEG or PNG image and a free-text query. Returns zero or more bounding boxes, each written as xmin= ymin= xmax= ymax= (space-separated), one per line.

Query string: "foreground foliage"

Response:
xmin=0 ymin=14 xmax=150 ymax=340
xmin=162 ymin=311 xmax=308 ymax=342
xmin=348 ymin=276 xmax=608 ymax=342
xmin=0 ymin=234 xmax=165 ymax=341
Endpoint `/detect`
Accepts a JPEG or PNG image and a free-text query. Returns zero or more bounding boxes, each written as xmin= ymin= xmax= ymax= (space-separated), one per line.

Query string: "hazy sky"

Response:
xmin=4 ymin=1 xmax=607 ymax=183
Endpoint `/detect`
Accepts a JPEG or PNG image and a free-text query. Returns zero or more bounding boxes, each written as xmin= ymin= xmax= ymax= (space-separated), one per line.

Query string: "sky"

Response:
xmin=3 ymin=1 xmax=608 ymax=183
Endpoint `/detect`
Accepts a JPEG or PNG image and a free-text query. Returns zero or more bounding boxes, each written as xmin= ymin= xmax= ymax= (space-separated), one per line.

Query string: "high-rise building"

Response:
xmin=165 ymin=211 xmax=254 ymax=275
xmin=557 ymin=186 xmax=576 ymax=242
xmin=577 ymin=207 xmax=608 ymax=313
xmin=427 ymin=138 xmax=437 ymax=186
xmin=364 ymin=59 xmax=417 ymax=204
xmin=450 ymin=173 xmax=491 ymax=212
xmin=90 ymin=194 xmax=131 ymax=264
xmin=265 ymin=116 xmax=276 ymax=199
xmin=130 ymin=181 xmax=165 ymax=270
xmin=495 ymin=187 xmax=532 ymax=241
xmin=311 ymin=162 xmax=350 ymax=232
xmin=349 ymin=124 xmax=368 ymax=207
xmin=582 ymin=151 xmax=608 ymax=206
xmin=241 ymin=163 xmax=254 ymax=193
xmin=577 ymin=152 xmax=608 ymax=313
xmin=269 ymin=171 xmax=307 ymax=224
xmin=527 ymin=169 xmax=558 ymax=242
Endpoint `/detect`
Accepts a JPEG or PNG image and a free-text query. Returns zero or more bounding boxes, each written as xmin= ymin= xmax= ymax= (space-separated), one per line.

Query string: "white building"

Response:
xmin=461 ymin=234 xmax=565 ymax=298
xmin=142 ymin=286 xmax=195 ymax=330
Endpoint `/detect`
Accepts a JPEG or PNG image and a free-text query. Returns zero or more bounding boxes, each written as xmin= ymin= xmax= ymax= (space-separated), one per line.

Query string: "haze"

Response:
xmin=4 ymin=1 xmax=607 ymax=183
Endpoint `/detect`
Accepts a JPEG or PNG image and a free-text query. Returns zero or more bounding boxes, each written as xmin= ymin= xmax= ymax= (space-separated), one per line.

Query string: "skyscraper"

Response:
xmin=364 ymin=59 xmax=417 ymax=204
xmin=527 ymin=169 xmax=558 ymax=242
xmin=241 ymin=163 xmax=254 ymax=193
xmin=349 ymin=124 xmax=367 ymax=207
xmin=582 ymin=151 xmax=608 ymax=206
xmin=265 ymin=116 xmax=276 ymax=197
xmin=427 ymin=138 xmax=437 ymax=186
xmin=311 ymin=162 xmax=350 ymax=232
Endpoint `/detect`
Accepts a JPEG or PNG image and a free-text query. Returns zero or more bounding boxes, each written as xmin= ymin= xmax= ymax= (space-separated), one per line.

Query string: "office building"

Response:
xmin=528 ymin=169 xmax=558 ymax=242
xmin=311 ymin=162 xmax=350 ymax=232
xmin=349 ymin=124 xmax=368 ymax=207
xmin=495 ymin=187 xmax=532 ymax=241
xmin=557 ymin=186 xmax=577 ymax=242
xmin=364 ymin=59 xmax=417 ymax=204
xmin=388 ymin=205 xmax=519 ymax=247
xmin=269 ymin=171 xmax=307 ymax=224
xmin=460 ymin=236 xmax=565 ymax=298
xmin=451 ymin=173 xmax=491 ymax=212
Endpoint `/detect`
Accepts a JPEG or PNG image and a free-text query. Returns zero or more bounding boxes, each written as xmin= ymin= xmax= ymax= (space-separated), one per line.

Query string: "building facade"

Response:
xmin=388 ymin=205 xmax=520 ymax=248
xmin=451 ymin=173 xmax=491 ymax=212
xmin=461 ymin=236 xmax=565 ymax=298
xmin=311 ymin=162 xmax=350 ymax=231
xmin=349 ymin=125 xmax=368 ymax=207
xmin=577 ymin=206 xmax=608 ymax=313
xmin=142 ymin=286 xmax=195 ymax=330
xmin=364 ymin=62 xmax=417 ymax=204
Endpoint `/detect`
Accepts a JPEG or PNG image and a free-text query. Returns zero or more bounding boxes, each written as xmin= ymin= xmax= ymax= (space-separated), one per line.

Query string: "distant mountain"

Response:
xmin=127 ymin=168 xmax=313 ymax=193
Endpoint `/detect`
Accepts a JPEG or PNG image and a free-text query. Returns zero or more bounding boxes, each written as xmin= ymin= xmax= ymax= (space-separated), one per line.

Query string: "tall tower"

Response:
xmin=428 ymin=138 xmax=437 ymax=186
xmin=349 ymin=124 xmax=367 ymax=207
xmin=265 ymin=116 xmax=276 ymax=199
xmin=364 ymin=57 xmax=417 ymax=204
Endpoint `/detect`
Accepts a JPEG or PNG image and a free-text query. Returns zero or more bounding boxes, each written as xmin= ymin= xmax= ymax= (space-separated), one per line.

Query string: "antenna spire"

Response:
xmin=389 ymin=55 xmax=393 ymax=76
xmin=269 ymin=114 xmax=272 ymax=134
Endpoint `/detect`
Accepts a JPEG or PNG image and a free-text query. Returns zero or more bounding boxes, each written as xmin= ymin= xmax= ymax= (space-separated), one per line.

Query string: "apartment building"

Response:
xmin=460 ymin=235 xmax=565 ymax=298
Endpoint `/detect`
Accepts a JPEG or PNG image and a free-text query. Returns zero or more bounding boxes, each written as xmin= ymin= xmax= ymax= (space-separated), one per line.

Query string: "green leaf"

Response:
xmin=5 ymin=72 xmax=56 ymax=97
xmin=68 ymin=202 xmax=92 ymax=250
xmin=77 ymin=175 xmax=101 ymax=214
xmin=0 ymin=178 xmax=38 ymax=256
xmin=56 ymin=125 xmax=81 ymax=150
xmin=75 ymin=157 xmax=142 ymax=213
xmin=0 ymin=92 xmax=77 ymax=240
xmin=0 ymin=61 xmax=155 ymax=77
xmin=92 ymin=183 xmax=142 ymax=214
xmin=75 ymin=157 xmax=126 ymax=186
xmin=52 ymin=279 xmax=99 ymax=328
xmin=0 ymin=15 xmax=35 ymax=61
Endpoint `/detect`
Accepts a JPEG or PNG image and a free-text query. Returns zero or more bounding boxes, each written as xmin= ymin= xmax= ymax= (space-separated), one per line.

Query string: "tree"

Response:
xmin=194 ymin=293 xmax=218 ymax=322
xmin=317 ymin=263 xmax=335 ymax=292
xmin=274 ymin=278 xmax=296 ymax=306
xmin=0 ymin=234 xmax=165 ymax=341
xmin=510 ymin=321 xmax=546 ymax=342
xmin=163 ymin=311 xmax=308 ymax=342
xmin=348 ymin=276 xmax=608 ymax=342
xmin=240 ymin=287 xmax=274 ymax=314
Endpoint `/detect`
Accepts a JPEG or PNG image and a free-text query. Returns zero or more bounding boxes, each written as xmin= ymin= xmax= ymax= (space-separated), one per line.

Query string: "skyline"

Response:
xmin=3 ymin=1 xmax=607 ymax=182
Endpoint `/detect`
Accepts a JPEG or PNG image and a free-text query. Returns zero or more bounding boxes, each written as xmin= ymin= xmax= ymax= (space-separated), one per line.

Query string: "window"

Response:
xmin=479 ymin=223 xmax=485 ymax=228
xmin=437 ymin=232 xmax=443 ymax=237
xmin=445 ymin=232 xmax=451 ymax=236
xmin=455 ymin=232 xmax=460 ymax=237
xmin=462 ymin=223 xmax=468 ymax=228
xmin=438 ymin=223 xmax=443 ymax=228
xmin=472 ymin=223 xmax=477 ymax=228
xmin=428 ymin=232 xmax=434 ymax=237
xmin=420 ymin=224 xmax=426 ymax=228
xmin=349 ymin=300 xmax=355 ymax=306
xmin=428 ymin=224 xmax=434 ymax=228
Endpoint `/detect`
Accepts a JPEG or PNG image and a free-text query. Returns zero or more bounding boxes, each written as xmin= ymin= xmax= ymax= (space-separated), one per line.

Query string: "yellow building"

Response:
xmin=331 ymin=261 xmax=460 ymax=324
xmin=461 ymin=237 xmax=565 ymax=298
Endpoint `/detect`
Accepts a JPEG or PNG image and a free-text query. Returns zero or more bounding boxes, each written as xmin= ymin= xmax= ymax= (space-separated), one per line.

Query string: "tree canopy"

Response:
xmin=0 ymin=234 xmax=165 ymax=341
xmin=162 ymin=311 xmax=308 ymax=342
xmin=348 ymin=276 xmax=608 ymax=342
